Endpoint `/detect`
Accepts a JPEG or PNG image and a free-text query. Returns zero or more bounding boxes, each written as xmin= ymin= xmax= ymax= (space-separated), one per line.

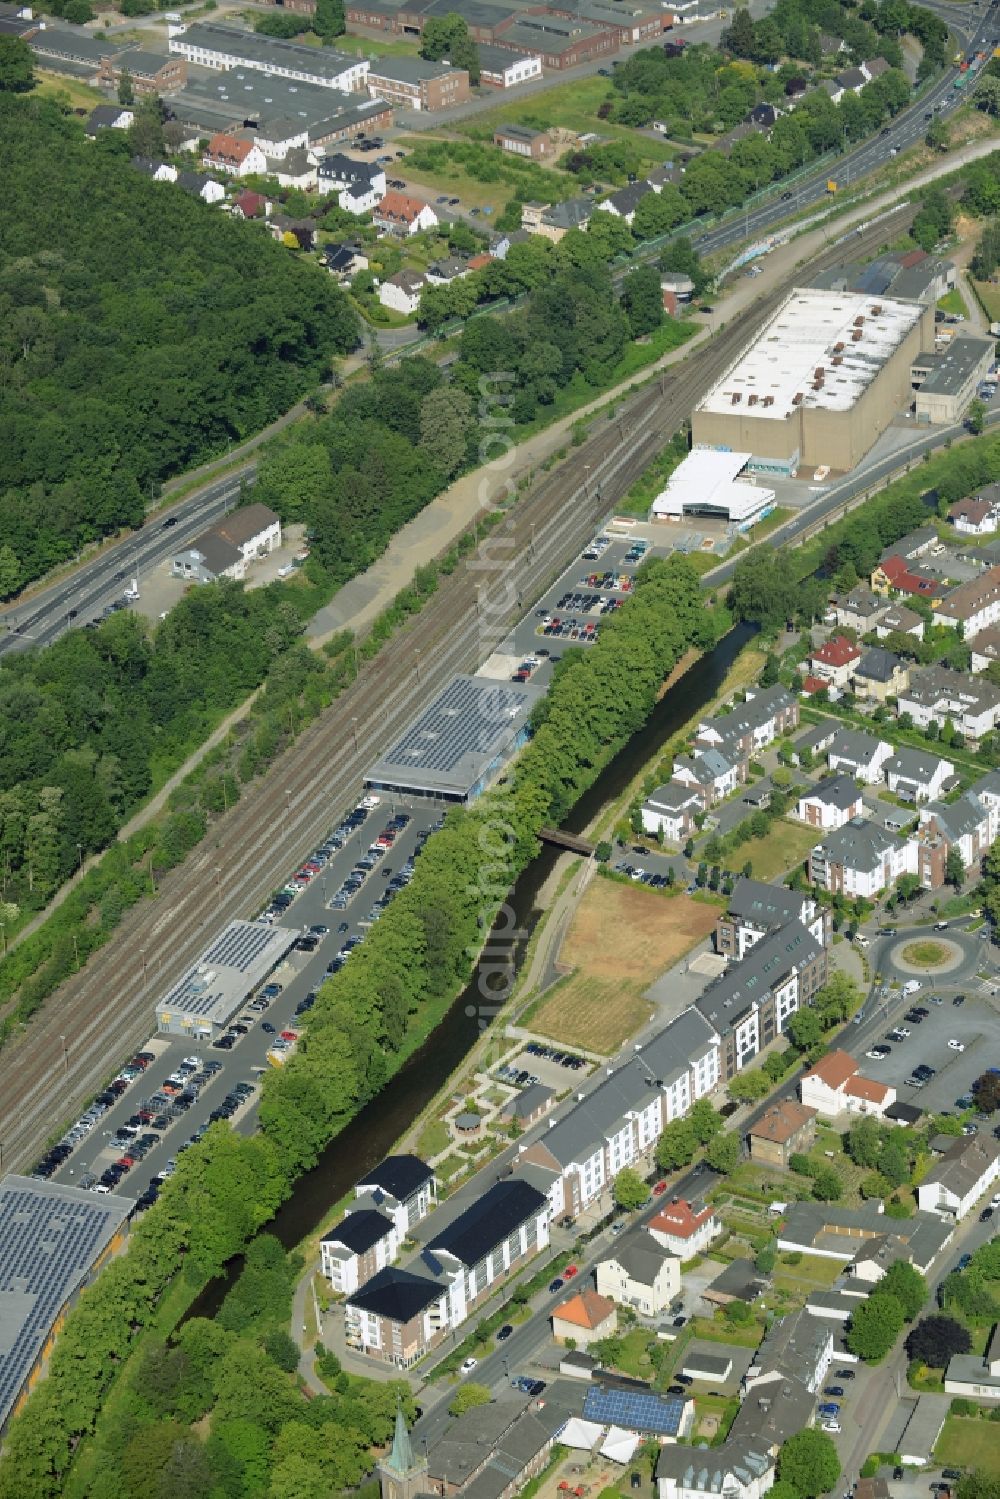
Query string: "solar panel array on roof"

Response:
xmin=0 ymin=1178 xmax=133 ymax=1432
xmin=583 ymin=1385 xmax=687 ymax=1436
xmin=156 ymin=919 xmax=299 ymax=1033
xmin=364 ymin=674 xmax=543 ymax=801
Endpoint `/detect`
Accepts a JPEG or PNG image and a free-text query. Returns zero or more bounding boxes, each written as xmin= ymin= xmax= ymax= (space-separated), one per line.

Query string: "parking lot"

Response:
xmin=41 ymin=795 xmax=440 ymax=1204
xmin=497 ymin=1042 xmax=591 ymax=1092
xmin=490 ymin=530 xmax=677 ymax=687
xmin=855 ymin=985 xmax=1000 ymax=1121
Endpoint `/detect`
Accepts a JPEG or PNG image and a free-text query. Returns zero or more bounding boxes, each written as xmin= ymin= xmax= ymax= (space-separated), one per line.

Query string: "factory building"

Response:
xmin=691 ymin=290 xmax=933 ymax=476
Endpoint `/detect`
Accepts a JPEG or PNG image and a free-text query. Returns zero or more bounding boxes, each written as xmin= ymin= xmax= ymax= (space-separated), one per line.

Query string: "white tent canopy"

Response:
xmin=600 ymin=1427 xmax=641 ymax=1464
xmin=558 ymin=1418 xmax=605 ymax=1451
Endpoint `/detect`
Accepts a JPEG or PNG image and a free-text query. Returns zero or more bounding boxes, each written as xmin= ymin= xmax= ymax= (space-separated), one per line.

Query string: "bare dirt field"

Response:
xmin=528 ymin=879 xmax=719 ymax=1053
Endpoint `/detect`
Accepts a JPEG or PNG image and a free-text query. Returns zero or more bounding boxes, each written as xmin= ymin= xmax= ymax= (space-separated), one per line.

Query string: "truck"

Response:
xmin=826 ymin=179 xmax=838 ymax=193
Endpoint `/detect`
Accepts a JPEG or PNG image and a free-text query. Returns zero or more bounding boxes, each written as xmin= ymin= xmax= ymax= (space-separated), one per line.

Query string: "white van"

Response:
xmin=855 ymin=934 xmax=869 ymax=949
xmin=903 ymin=979 xmax=921 ymax=996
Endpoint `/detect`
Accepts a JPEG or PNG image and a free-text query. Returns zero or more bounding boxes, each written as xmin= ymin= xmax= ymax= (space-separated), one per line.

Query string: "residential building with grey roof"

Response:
xmin=715 ymin=876 xmax=829 ymax=961
xmin=826 ymin=727 xmax=894 ymax=783
xmin=696 ymin=921 xmax=827 ymax=1081
xmin=808 ymin=816 xmax=918 ymax=898
xmin=656 ymin=1438 xmax=775 ymax=1499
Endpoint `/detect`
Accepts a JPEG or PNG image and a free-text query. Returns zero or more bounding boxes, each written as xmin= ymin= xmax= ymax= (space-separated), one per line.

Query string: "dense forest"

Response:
xmin=0 ymin=97 xmax=358 ymax=593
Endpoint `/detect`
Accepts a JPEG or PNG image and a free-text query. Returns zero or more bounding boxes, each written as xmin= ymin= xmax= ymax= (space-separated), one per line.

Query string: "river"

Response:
xmin=184 ymin=620 xmax=756 ymax=1320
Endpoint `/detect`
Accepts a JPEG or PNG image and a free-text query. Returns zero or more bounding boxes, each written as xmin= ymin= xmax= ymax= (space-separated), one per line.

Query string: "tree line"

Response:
xmin=0 ymin=554 xmax=721 ymax=1498
xmin=0 ymin=97 xmax=358 ymax=596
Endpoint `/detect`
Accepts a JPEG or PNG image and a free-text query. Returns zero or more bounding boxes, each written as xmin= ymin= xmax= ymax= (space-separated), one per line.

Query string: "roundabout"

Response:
xmin=872 ymin=925 xmax=987 ymax=990
xmin=895 ymin=937 xmax=962 ymax=974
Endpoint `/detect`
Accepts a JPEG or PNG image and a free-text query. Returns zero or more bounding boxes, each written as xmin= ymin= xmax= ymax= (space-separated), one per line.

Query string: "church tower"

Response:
xmin=377 ymin=1403 xmax=429 ymax=1499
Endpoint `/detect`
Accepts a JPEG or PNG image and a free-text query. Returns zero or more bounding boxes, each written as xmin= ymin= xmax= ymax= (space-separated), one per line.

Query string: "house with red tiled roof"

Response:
xmin=809 ymin=635 xmax=862 ymax=689
xmin=551 ymin=1288 xmax=617 ymax=1346
xmin=749 ymin=1100 xmax=817 ymax=1167
xmin=204 ymin=133 xmax=267 ymax=178
xmin=800 ymin=1048 xmax=895 ymax=1119
xmin=372 ymin=189 xmax=439 ymax=237
xmin=871 ymin=553 xmax=944 ymax=601
xmin=232 ymin=189 xmax=268 ymax=220
xmin=648 ymin=1197 xmax=720 ymax=1257
xmin=800 ymin=674 xmax=829 ymax=697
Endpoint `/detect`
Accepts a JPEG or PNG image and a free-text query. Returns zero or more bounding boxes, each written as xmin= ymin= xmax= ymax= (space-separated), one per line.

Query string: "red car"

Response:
xmin=563 ymin=1264 xmax=579 ymax=1279
xmin=115 ymin=1157 xmax=135 ymax=1171
xmin=653 ymin=1180 xmax=668 ymax=1195
xmin=280 ymin=1030 xmax=298 ymax=1042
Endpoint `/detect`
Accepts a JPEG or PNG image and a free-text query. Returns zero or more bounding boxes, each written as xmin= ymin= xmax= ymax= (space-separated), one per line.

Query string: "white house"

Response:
xmin=795 ymin=774 xmax=863 ymax=831
xmin=876 ymin=604 xmax=925 ymax=641
xmin=897 ymin=666 xmax=1000 ymax=742
xmin=320 ymin=1207 xmax=398 ymax=1296
xmin=884 ymin=749 xmax=954 ymax=804
xmin=672 ymin=747 xmax=740 ymax=804
xmin=916 ymin=1136 xmax=1000 ymax=1220
xmin=826 ymin=729 xmax=894 ymax=785
xmin=648 ymin=1197 xmax=720 ymax=1258
xmin=945 ymin=1323 xmax=1000 ymax=1402
xmin=213 ymin=503 xmax=281 ymax=563
xmin=373 ymin=190 xmax=439 ymax=237
xmin=800 ymin=1049 xmax=896 ymax=1119
xmin=808 ymin=817 xmax=918 ymax=898
xmin=379 ymin=270 xmax=428 ymax=316
xmin=971 ymin=769 xmax=1000 ymax=841
xmin=949 ymin=494 xmax=1000 ymax=536
xmin=934 ymin=564 xmax=1000 ymax=640
xmin=596 ymin=1232 xmax=681 ymax=1316
xmin=809 ymin=635 xmax=862 ymax=688
xmin=641 ymin=782 xmax=703 ymax=842
xmin=203 ymin=131 xmax=268 ymax=177
xmin=657 ymin=1442 xmax=774 ymax=1499
xmin=318 ymin=153 xmax=386 ymax=213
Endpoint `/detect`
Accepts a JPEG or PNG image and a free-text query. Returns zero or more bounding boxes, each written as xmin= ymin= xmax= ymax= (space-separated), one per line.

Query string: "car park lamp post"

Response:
xmin=60 ymin=1034 xmax=68 ymax=1075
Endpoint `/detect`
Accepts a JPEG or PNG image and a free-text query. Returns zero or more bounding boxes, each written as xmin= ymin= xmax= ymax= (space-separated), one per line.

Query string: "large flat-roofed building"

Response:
xmin=155 ymin=920 xmax=299 ymax=1038
xmin=170 ymin=68 xmax=391 ymax=152
xmin=0 ymin=1176 xmax=134 ymax=1433
xmin=168 ymin=22 xmax=369 ymax=91
xmin=912 ymin=336 xmax=994 ymax=424
xmin=651 ymin=449 xmax=775 ymax=529
xmin=477 ymin=40 xmax=542 ymax=86
xmin=692 ymin=289 xmax=932 ymax=476
xmin=364 ymin=673 xmax=543 ymax=804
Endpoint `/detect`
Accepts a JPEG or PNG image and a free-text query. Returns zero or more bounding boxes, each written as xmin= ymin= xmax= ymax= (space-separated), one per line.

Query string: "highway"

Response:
xmin=0 ymin=470 xmax=246 ymax=657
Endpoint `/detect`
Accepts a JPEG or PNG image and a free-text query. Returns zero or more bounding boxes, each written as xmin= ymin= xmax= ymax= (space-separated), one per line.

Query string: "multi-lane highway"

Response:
xmin=0 ymin=469 xmax=247 ymax=657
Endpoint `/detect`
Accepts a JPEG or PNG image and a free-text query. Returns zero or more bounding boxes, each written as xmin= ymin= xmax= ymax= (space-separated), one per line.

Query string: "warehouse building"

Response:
xmin=691 ymin=289 xmax=932 ymax=476
xmin=912 ymin=336 xmax=994 ymax=424
xmin=364 ymin=673 xmax=543 ymax=804
xmin=366 ymin=55 xmax=469 ymax=110
xmin=651 ymin=449 xmax=775 ymax=528
xmin=168 ymin=22 xmax=369 ymax=92
xmin=0 ymin=1176 xmax=134 ymax=1433
xmin=155 ymin=920 xmax=299 ymax=1038
xmin=169 ymin=68 xmax=391 ymax=152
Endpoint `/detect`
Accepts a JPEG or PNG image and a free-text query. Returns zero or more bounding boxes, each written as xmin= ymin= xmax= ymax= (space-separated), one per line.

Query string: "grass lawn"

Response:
xmin=737 ymin=819 xmax=818 ymax=882
xmin=339 ymin=32 xmax=422 ymax=56
xmin=396 ymin=137 xmax=573 ymax=210
xmin=900 ymin=939 xmax=950 ymax=969
xmin=454 ymin=75 xmax=679 ymax=164
xmin=606 ymin=1328 xmax=659 ymax=1378
xmin=417 ymin=1117 xmax=451 ymax=1158
xmin=937 ymin=286 xmax=970 ymax=318
xmin=690 ymin=1315 xmax=762 ymax=1348
xmin=527 ymin=880 xmax=719 ymax=1053
xmin=33 ymin=70 xmax=103 ymax=110
xmin=773 ymin=1254 xmax=844 ymax=1294
xmin=973 ymin=279 xmax=1000 ymax=321
xmin=935 ymin=1417 xmax=1000 ymax=1474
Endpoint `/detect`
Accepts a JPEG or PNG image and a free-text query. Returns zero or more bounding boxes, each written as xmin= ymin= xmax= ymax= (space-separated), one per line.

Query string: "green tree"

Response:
xmin=811 ymin=1165 xmax=842 ymax=1202
xmin=127 ymin=95 xmax=166 ymax=159
xmin=449 ymin=1383 xmax=492 ymax=1415
xmin=621 ymin=265 xmax=663 ymax=338
xmin=905 ymin=1315 xmax=971 ymax=1366
xmin=778 ymin=1430 xmax=842 ymax=1499
xmin=657 ymin=1117 xmax=697 ymax=1171
xmin=880 ymin=1261 xmax=927 ymax=1322
xmin=786 ymin=1007 xmax=823 ymax=1051
xmin=0 ymin=544 xmax=22 ymax=598
xmin=613 ymin=1166 xmax=650 ymax=1211
xmin=968 ymin=399 xmax=987 ymax=436
xmin=0 ymin=36 xmax=33 ymax=92
xmin=313 ymin=0 xmax=345 ymax=39
xmin=420 ymin=13 xmax=479 ymax=81
xmin=727 ymin=1070 xmax=771 ymax=1104
xmin=419 ymin=386 xmax=473 ymax=478
xmin=689 ymin=1097 xmax=723 ymax=1145
xmin=705 ymin=1132 xmax=740 ymax=1175
xmin=118 ymin=66 xmax=134 ymax=106
xmin=846 ymin=1291 xmax=904 ymax=1362
xmin=725 ymin=7 xmax=756 ymax=57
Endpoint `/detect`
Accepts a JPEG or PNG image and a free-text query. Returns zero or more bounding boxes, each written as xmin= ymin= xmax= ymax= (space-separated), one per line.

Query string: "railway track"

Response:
xmin=0 ymin=203 xmax=918 ymax=1173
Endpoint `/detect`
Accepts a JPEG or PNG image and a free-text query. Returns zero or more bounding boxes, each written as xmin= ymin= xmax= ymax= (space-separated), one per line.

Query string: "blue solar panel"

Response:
xmin=583 ymin=1386 xmax=686 ymax=1435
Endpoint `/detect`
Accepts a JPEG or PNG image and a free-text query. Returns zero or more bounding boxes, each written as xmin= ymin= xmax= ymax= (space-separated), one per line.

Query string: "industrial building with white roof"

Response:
xmin=651 ymin=449 xmax=775 ymax=528
xmin=692 ymin=289 xmax=933 ymax=476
